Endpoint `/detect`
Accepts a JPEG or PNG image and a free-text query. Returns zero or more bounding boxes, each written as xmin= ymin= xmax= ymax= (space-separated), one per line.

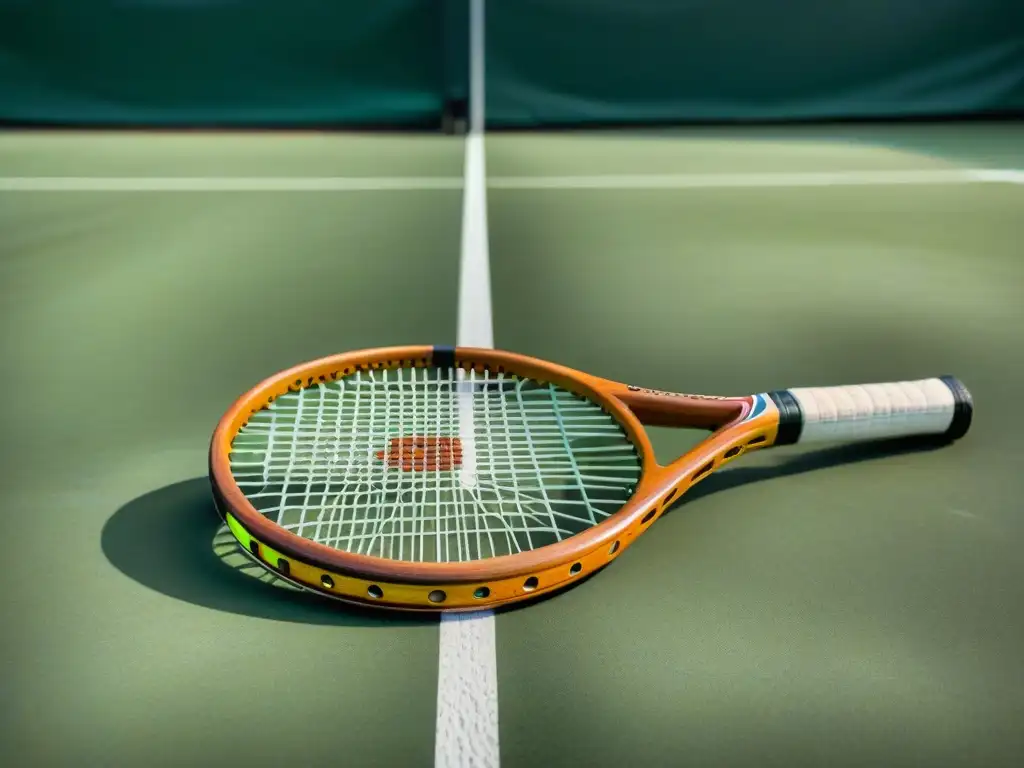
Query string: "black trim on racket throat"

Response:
xmin=939 ymin=375 xmax=973 ymax=441
xmin=767 ymin=389 xmax=804 ymax=445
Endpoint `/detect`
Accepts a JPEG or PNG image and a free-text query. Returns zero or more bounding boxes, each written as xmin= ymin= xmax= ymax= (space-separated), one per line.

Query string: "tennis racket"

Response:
xmin=209 ymin=346 xmax=972 ymax=612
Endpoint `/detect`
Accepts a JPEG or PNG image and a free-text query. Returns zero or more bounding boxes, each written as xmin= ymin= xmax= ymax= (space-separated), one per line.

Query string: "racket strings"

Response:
xmin=229 ymin=366 xmax=642 ymax=562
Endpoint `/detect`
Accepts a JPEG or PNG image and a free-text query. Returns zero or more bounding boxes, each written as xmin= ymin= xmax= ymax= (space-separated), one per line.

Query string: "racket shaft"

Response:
xmin=769 ymin=376 xmax=972 ymax=445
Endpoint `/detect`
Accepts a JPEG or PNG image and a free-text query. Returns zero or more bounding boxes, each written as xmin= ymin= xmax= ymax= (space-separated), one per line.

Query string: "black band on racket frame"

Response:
xmin=767 ymin=389 xmax=803 ymax=445
xmin=432 ymin=346 xmax=456 ymax=370
xmin=938 ymin=375 xmax=973 ymax=441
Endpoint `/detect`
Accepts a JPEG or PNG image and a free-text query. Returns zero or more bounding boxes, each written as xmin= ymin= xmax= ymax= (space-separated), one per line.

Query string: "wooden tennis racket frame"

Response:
xmin=209 ymin=345 xmax=782 ymax=611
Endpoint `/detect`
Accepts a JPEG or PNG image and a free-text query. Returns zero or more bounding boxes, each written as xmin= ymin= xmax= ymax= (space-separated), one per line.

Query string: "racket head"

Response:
xmin=209 ymin=346 xmax=771 ymax=611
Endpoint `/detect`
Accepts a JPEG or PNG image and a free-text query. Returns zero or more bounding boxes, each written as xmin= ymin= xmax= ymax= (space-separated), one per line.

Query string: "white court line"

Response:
xmin=488 ymin=168 xmax=1024 ymax=189
xmin=1 ymin=168 xmax=1022 ymax=192
xmin=435 ymin=2 xmax=500 ymax=768
xmin=969 ymin=169 xmax=1024 ymax=184
xmin=0 ymin=176 xmax=462 ymax=191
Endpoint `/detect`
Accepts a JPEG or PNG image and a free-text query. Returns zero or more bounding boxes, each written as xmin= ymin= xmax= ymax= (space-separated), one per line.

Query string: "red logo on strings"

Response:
xmin=376 ymin=436 xmax=463 ymax=472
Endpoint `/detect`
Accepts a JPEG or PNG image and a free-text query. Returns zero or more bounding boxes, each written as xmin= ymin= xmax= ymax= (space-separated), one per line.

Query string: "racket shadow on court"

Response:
xmin=102 ymin=435 xmax=951 ymax=622
xmin=496 ymin=433 xmax=955 ymax=614
xmin=101 ymin=477 xmax=434 ymax=628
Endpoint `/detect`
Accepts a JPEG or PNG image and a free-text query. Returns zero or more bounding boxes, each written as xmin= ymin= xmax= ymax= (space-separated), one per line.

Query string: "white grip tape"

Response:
xmin=787 ymin=378 xmax=956 ymax=444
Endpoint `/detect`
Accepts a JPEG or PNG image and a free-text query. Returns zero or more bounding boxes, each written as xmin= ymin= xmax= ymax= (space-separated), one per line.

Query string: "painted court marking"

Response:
xmin=488 ymin=168 xmax=1024 ymax=189
xmin=0 ymin=168 xmax=1021 ymax=192
xmin=435 ymin=2 xmax=499 ymax=768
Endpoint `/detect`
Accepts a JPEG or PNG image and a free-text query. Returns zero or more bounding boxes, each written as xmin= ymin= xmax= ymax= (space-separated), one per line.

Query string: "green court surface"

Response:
xmin=2 ymin=125 xmax=1023 ymax=767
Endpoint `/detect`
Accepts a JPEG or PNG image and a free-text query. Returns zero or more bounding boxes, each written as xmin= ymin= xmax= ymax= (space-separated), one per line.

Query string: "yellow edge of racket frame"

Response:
xmin=209 ymin=345 xmax=782 ymax=612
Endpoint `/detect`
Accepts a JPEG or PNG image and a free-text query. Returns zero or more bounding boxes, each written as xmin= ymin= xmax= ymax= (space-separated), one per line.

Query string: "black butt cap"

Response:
xmin=939 ymin=376 xmax=973 ymax=441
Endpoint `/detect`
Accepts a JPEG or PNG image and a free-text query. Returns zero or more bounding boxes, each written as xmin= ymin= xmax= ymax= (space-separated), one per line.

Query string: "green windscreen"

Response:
xmin=229 ymin=366 xmax=643 ymax=563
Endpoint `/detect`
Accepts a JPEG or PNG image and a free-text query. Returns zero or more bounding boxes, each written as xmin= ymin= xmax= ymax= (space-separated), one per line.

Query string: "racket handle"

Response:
xmin=768 ymin=376 xmax=972 ymax=445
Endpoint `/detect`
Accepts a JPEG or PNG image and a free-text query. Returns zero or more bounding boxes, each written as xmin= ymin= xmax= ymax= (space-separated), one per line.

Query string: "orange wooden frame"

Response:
xmin=209 ymin=346 xmax=784 ymax=611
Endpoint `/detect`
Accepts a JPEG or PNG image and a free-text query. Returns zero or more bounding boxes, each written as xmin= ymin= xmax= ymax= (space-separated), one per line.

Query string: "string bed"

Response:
xmin=229 ymin=366 xmax=642 ymax=563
